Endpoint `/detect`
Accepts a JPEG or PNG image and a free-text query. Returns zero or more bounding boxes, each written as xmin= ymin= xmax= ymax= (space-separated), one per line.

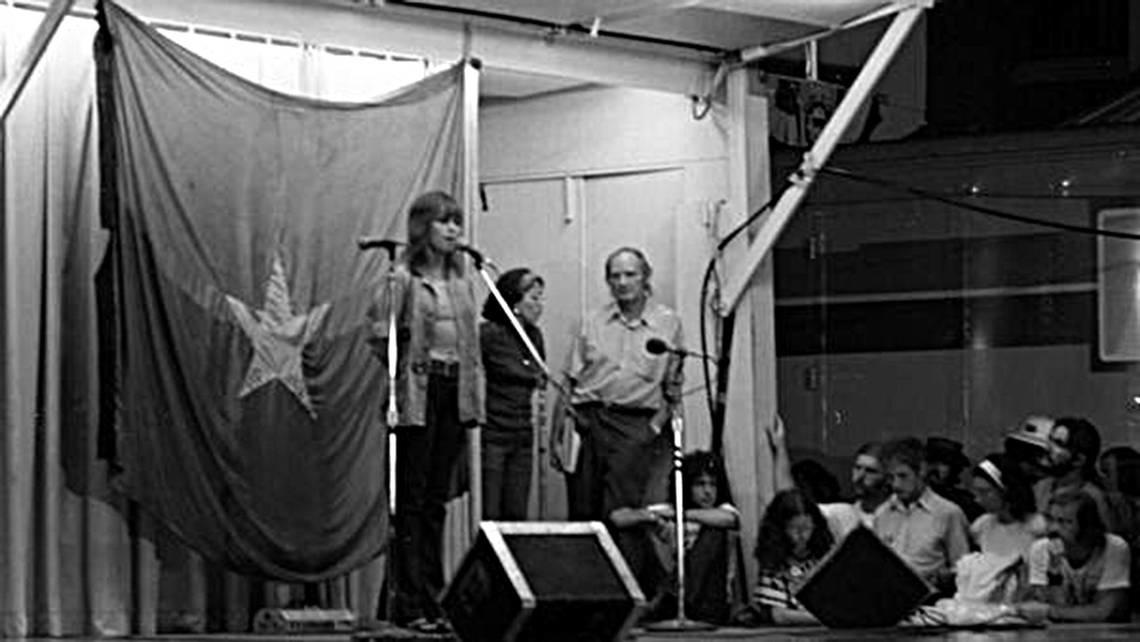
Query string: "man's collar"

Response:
xmin=889 ymin=486 xmax=934 ymax=512
xmin=604 ymin=299 xmax=655 ymax=327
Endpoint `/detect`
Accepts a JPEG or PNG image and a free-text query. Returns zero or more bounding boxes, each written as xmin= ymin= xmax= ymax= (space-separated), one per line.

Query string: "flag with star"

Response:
xmin=96 ymin=1 xmax=468 ymax=580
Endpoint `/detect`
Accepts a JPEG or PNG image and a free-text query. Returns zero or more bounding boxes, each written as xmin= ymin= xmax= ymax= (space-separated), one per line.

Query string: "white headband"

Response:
xmin=978 ymin=459 xmax=1005 ymax=491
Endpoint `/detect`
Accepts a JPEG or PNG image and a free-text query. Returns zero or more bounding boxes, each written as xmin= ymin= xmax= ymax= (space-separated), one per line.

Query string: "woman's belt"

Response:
xmin=412 ymin=359 xmax=460 ymax=378
xmin=573 ymin=401 xmax=656 ymax=417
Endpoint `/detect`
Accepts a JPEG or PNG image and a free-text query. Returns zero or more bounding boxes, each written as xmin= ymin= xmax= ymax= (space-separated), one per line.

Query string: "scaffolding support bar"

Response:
xmin=0 ymin=0 xmax=77 ymax=124
xmin=717 ymin=5 xmax=925 ymax=316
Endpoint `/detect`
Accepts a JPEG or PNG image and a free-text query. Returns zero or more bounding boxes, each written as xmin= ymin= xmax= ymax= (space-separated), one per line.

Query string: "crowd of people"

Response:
xmin=368 ymin=190 xmax=1140 ymax=632
xmin=737 ymin=414 xmax=1139 ymax=627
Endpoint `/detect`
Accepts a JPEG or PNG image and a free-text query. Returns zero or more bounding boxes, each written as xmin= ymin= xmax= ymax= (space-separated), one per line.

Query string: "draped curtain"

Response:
xmin=1 ymin=2 xmax=472 ymax=635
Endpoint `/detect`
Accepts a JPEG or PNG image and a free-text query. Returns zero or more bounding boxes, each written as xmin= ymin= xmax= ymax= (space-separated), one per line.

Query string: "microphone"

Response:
xmin=457 ymin=243 xmax=486 ymax=268
xmin=645 ymin=338 xmax=718 ymax=363
xmin=357 ymin=237 xmax=405 ymax=252
xmin=645 ymin=338 xmax=673 ymax=355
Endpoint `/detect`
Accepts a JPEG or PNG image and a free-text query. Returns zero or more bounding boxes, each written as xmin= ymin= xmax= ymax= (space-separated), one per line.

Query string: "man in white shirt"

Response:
xmin=873 ymin=437 xmax=970 ymax=595
xmin=1019 ymin=488 xmax=1130 ymax=623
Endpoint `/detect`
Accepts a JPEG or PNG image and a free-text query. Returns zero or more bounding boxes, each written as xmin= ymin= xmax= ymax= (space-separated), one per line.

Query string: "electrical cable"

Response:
xmin=821 ymin=165 xmax=1140 ymax=241
xmin=697 ymin=192 xmax=780 ymax=452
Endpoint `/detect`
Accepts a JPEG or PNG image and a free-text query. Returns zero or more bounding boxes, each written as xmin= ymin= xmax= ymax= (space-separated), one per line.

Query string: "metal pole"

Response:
xmin=0 ymin=0 xmax=77 ymax=124
xmin=461 ymin=58 xmax=483 ymax=532
xmin=718 ymin=6 xmax=926 ymax=315
xmin=644 ymin=408 xmax=715 ymax=633
xmin=385 ymin=267 xmax=400 ymax=516
xmin=672 ymin=410 xmax=688 ymax=621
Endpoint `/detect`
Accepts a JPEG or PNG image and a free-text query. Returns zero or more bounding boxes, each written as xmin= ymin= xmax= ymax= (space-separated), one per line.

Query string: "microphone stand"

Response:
xmin=359 ymin=241 xmax=401 ymax=622
xmin=643 ymin=344 xmax=716 ymax=633
xmin=462 ymin=246 xmax=571 ymax=522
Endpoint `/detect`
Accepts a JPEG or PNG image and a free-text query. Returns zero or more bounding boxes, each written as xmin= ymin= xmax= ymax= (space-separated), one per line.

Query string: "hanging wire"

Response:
xmin=698 ymin=158 xmax=1140 ymax=441
xmin=698 ymin=192 xmax=779 ymax=443
xmin=820 ymin=165 xmax=1140 ymax=241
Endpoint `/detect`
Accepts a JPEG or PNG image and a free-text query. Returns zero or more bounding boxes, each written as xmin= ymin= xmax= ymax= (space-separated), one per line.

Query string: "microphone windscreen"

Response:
xmin=645 ymin=338 xmax=669 ymax=355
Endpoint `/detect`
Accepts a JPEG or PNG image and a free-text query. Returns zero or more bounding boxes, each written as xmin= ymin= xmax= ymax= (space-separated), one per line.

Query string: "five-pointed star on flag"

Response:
xmin=226 ymin=254 xmax=329 ymax=417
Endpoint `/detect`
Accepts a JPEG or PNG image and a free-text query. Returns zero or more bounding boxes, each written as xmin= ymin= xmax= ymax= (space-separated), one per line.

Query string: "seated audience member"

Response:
xmin=1101 ymin=446 xmax=1140 ymax=497
xmin=1017 ymin=489 xmax=1131 ymax=623
xmin=610 ymin=450 xmax=740 ymax=624
xmin=1033 ymin=417 xmax=1117 ymax=535
xmin=791 ymin=459 xmax=841 ymax=505
xmin=970 ymin=454 xmax=1046 ymax=558
xmin=849 ymin=442 xmax=892 ymax=527
xmin=751 ymin=488 xmax=835 ymax=625
xmin=1003 ymin=416 xmax=1053 ymax=484
xmin=763 ymin=416 xmax=868 ymax=540
xmin=874 ymin=437 xmax=970 ymax=596
xmin=1099 ymin=445 xmax=1140 ymax=609
xmin=818 ymin=442 xmax=894 ymax=539
xmin=952 ymin=453 xmax=1045 ymax=602
xmin=926 ymin=437 xmax=984 ymax=523
xmin=1101 ymin=446 xmax=1140 ymax=542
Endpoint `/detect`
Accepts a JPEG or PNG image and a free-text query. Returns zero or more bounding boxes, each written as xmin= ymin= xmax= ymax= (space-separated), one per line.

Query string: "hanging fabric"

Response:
xmin=96 ymin=0 xmax=467 ymax=581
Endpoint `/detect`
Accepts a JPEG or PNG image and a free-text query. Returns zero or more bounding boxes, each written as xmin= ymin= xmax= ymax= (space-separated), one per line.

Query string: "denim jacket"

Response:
xmin=367 ymin=264 xmax=485 ymax=427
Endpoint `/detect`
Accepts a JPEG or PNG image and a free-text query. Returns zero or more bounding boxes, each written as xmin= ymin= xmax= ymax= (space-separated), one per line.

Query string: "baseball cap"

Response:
xmin=1004 ymin=415 xmax=1052 ymax=452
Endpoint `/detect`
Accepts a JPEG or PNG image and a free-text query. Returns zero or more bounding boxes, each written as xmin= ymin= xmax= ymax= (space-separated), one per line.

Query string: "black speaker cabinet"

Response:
xmin=441 ymin=521 xmax=645 ymax=642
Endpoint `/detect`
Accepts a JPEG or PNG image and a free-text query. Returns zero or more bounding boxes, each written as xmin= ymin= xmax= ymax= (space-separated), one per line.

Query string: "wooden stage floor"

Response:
xmin=16 ymin=622 xmax=1140 ymax=642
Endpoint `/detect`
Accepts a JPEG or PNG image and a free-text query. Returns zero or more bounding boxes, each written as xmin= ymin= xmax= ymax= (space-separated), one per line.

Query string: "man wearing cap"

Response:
xmin=926 ymin=437 xmax=983 ymax=523
xmin=1004 ymin=415 xmax=1053 ymax=483
xmin=1033 ymin=417 xmax=1118 ymax=535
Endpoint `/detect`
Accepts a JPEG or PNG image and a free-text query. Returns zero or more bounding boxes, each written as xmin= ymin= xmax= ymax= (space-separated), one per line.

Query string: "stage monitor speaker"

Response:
xmin=441 ymin=521 xmax=645 ymax=642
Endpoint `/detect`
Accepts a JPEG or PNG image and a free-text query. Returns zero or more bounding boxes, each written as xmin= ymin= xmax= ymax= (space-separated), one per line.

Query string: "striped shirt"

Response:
xmin=753 ymin=557 xmax=820 ymax=613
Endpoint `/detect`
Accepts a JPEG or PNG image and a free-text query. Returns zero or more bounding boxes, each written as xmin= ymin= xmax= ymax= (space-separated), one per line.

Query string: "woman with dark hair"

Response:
xmin=480 ymin=267 xmax=545 ymax=520
xmin=367 ymin=191 xmax=483 ymax=634
xmin=970 ymin=453 xmax=1046 ymax=558
xmin=751 ymin=488 xmax=835 ymax=625
xmin=948 ymin=454 xmax=1046 ymax=602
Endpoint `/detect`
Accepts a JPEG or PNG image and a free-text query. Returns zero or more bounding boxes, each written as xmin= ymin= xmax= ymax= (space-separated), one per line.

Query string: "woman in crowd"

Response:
xmin=367 ymin=191 xmax=483 ymax=634
xmin=970 ymin=453 xmax=1045 ymax=558
xmin=480 ymin=267 xmax=546 ymax=520
xmin=951 ymin=453 xmax=1045 ymax=602
xmin=750 ymin=488 xmax=835 ymax=625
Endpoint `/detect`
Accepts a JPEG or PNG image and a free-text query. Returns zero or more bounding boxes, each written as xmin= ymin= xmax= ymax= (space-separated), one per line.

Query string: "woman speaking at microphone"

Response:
xmin=367 ymin=191 xmax=484 ymax=634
